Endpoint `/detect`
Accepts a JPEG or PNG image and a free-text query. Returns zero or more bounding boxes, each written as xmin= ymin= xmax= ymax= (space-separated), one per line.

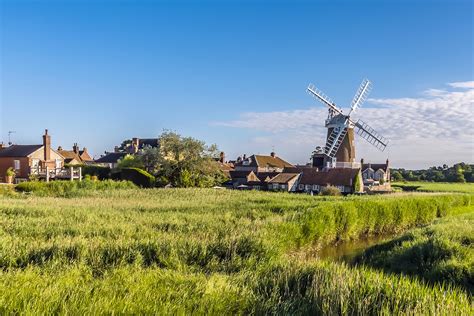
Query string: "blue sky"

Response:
xmin=1 ymin=0 xmax=472 ymax=168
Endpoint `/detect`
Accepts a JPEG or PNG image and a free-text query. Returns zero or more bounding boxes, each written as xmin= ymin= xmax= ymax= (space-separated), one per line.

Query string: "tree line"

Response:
xmin=391 ymin=163 xmax=473 ymax=183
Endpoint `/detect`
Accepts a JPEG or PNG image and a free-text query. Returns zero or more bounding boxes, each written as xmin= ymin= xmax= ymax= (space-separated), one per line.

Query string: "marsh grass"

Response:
xmin=354 ymin=211 xmax=474 ymax=293
xmin=0 ymin=188 xmax=472 ymax=314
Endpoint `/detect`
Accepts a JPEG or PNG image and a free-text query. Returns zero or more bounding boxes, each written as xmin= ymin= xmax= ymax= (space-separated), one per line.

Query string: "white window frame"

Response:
xmin=14 ymin=160 xmax=20 ymax=171
xmin=55 ymin=159 xmax=62 ymax=169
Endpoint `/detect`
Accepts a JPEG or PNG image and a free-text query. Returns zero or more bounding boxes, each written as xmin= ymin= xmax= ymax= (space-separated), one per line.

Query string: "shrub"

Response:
xmin=119 ymin=168 xmax=155 ymax=188
xmin=6 ymin=167 xmax=15 ymax=177
xmin=82 ymin=165 xmax=111 ymax=180
xmin=319 ymin=186 xmax=341 ymax=196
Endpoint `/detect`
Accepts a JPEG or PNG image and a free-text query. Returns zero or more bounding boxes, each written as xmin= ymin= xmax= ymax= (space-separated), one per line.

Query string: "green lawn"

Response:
xmin=0 ymin=186 xmax=472 ymax=314
xmin=392 ymin=181 xmax=474 ymax=193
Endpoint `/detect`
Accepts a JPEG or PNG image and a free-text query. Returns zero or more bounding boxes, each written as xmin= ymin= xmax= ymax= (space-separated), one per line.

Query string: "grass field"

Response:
xmin=392 ymin=181 xmax=474 ymax=193
xmin=0 ymin=184 xmax=472 ymax=314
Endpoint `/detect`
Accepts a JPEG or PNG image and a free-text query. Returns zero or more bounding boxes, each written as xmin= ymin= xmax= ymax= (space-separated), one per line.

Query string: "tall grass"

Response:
xmin=15 ymin=179 xmax=136 ymax=197
xmin=0 ymin=188 xmax=472 ymax=313
xmin=355 ymin=211 xmax=474 ymax=293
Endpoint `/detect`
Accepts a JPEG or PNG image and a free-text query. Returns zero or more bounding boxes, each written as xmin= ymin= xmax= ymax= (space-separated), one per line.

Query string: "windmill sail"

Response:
xmin=325 ymin=125 xmax=348 ymax=158
xmin=307 ymin=84 xmax=344 ymax=116
xmin=349 ymin=79 xmax=372 ymax=116
xmin=354 ymin=119 xmax=388 ymax=151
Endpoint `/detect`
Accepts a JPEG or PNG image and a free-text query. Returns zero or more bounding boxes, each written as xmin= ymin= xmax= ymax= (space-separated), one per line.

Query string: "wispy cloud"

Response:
xmin=215 ymin=81 xmax=474 ymax=168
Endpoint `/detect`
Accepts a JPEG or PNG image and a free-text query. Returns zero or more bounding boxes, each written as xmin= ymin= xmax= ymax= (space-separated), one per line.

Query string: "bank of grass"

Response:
xmin=392 ymin=181 xmax=474 ymax=193
xmin=14 ymin=179 xmax=136 ymax=197
xmin=0 ymin=187 xmax=472 ymax=313
xmin=1 ymin=261 xmax=471 ymax=315
xmin=355 ymin=211 xmax=474 ymax=294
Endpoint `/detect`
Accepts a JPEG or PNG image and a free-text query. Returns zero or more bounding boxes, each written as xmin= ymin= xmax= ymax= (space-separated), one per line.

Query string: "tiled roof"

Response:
xmin=59 ymin=150 xmax=82 ymax=162
xmin=95 ymin=152 xmax=127 ymax=163
xmin=299 ymin=168 xmax=360 ymax=186
xmin=0 ymin=145 xmax=42 ymax=157
xmin=255 ymin=172 xmax=280 ymax=182
xmin=229 ymin=170 xmax=253 ymax=179
xmin=268 ymin=173 xmax=300 ymax=184
xmin=234 ymin=155 xmax=294 ymax=169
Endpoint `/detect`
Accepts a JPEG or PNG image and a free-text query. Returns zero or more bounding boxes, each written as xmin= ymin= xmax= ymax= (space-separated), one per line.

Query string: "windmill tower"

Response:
xmin=307 ymin=79 xmax=388 ymax=169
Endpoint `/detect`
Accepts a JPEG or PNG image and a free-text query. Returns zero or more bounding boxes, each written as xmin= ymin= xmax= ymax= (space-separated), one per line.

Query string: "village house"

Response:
xmin=57 ymin=143 xmax=93 ymax=165
xmin=361 ymin=159 xmax=391 ymax=191
xmin=267 ymin=173 xmax=300 ymax=192
xmin=94 ymin=137 xmax=160 ymax=169
xmin=0 ymin=130 xmax=65 ymax=182
xmin=295 ymin=167 xmax=363 ymax=194
xmin=234 ymin=152 xmax=294 ymax=173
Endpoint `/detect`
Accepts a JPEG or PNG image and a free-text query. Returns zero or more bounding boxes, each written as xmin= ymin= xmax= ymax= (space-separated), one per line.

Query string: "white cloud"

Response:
xmin=447 ymin=81 xmax=474 ymax=89
xmin=215 ymin=81 xmax=474 ymax=168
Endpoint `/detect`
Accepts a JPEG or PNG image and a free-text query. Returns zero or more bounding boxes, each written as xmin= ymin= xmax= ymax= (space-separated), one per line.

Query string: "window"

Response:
xmin=299 ymin=184 xmax=304 ymax=190
xmin=312 ymin=184 xmax=318 ymax=191
xmin=281 ymin=184 xmax=287 ymax=190
xmin=273 ymin=184 xmax=279 ymax=190
xmin=14 ymin=160 xmax=20 ymax=170
xmin=55 ymin=159 xmax=62 ymax=169
xmin=305 ymin=184 xmax=311 ymax=191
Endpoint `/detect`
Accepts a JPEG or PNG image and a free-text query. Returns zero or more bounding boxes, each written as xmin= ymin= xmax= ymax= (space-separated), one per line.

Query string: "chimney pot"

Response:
xmin=270 ymin=152 xmax=276 ymax=158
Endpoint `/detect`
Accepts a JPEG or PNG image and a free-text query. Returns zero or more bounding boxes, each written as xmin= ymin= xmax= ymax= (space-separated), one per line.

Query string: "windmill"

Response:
xmin=307 ymin=79 xmax=388 ymax=168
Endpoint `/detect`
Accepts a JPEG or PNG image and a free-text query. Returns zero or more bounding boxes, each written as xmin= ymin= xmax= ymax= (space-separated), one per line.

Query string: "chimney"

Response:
xmin=0 ymin=143 xmax=5 ymax=150
xmin=243 ymin=154 xmax=247 ymax=160
xmin=57 ymin=146 xmax=63 ymax=151
xmin=360 ymin=158 xmax=364 ymax=165
xmin=114 ymin=146 xmax=120 ymax=153
xmin=73 ymin=143 xmax=79 ymax=154
xmin=83 ymin=147 xmax=88 ymax=153
xmin=386 ymin=158 xmax=389 ymax=166
xmin=270 ymin=151 xmax=276 ymax=158
xmin=43 ymin=129 xmax=51 ymax=161
xmin=219 ymin=151 xmax=225 ymax=163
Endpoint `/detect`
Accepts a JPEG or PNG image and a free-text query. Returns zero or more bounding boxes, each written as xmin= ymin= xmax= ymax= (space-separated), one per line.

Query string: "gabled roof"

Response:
xmin=268 ymin=173 xmax=300 ymax=184
xmin=229 ymin=170 xmax=254 ymax=179
xmin=255 ymin=172 xmax=280 ymax=182
xmin=79 ymin=150 xmax=93 ymax=161
xmin=0 ymin=145 xmax=43 ymax=157
xmin=58 ymin=150 xmax=82 ymax=163
xmin=235 ymin=154 xmax=294 ymax=169
xmin=95 ymin=152 xmax=127 ymax=163
xmin=362 ymin=163 xmax=388 ymax=172
xmin=299 ymin=168 xmax=360 ymax=186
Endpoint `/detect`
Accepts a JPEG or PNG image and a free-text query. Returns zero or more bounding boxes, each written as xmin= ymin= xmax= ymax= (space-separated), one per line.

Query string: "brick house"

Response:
xmin=282 ymin=167 xmax=363 ymax=194
xmin=58 ymin=143 xmax=93 ymax=165
xmin=0 ymin=130 xmax=64 ymax=182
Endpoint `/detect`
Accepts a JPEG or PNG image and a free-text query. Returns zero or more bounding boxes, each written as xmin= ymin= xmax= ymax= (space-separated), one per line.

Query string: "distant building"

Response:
xmin=94 ymin=152 xmax=127 ymax=169
xmin=295 ymin=167 xmax=363 ymax=194
xmin=0 ymin=130 xmax=65 ymax=182
xmin=267 ymin=173 xmax=300 ymax=192
xmin=361 ymin=159 xmax=391 ymax=190
xmin=234 ymin=152 xmax=294 ymax=173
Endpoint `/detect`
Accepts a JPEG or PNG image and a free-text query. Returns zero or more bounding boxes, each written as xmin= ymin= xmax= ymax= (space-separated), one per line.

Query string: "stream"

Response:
xmin=316 ymin=233 xmax=401 ymax=263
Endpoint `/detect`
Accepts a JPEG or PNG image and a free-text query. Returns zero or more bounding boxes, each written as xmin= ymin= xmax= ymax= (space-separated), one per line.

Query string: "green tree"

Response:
xmin=391 ymin=170 xmax=403 ymax=181
xmin=147 ymin=131 xmax=224 ymax=187
xmin=117 ymin=154 xmax=143 ymax=169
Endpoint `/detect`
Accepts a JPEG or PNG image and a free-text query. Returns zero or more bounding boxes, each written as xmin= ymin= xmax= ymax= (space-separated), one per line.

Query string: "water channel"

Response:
xmin=316 ymin=233 xmax=402 ymax=263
